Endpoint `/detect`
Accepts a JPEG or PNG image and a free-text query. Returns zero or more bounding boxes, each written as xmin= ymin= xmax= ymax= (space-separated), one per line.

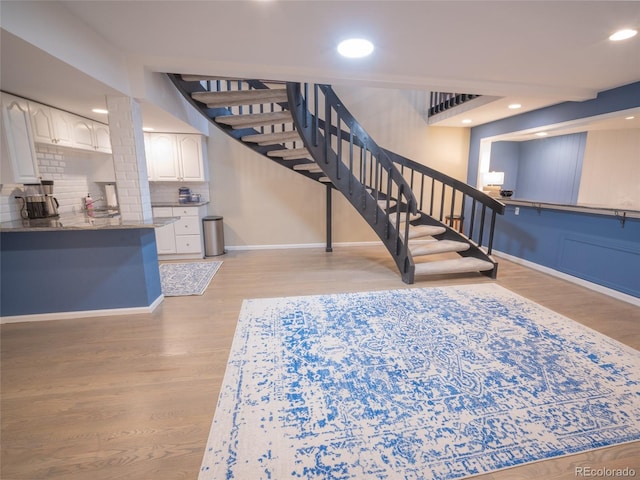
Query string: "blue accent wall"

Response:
xmin=468 ymin=82 xmax=640 ymax=298
xmin=488 ymin=141 xmax=519 ymax=191
xmin=0 ymin=229 xmax=162 ymax=317
xmin=490 ymin=134 xmax=587 ymax=203
xmin=495 ymin=206 xmax=640 ymax=297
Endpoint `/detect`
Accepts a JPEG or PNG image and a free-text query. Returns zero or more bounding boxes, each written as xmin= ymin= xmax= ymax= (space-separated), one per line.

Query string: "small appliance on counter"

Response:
xmin=41 ymin=180 xmax=60 ymax=217
xmin=178 ymin=187 xmax=192 ymax=204
xmin=104 ymin=184 xmax=119 ymax=209
xmin=15 ymin=181 xmax=59 ymax=219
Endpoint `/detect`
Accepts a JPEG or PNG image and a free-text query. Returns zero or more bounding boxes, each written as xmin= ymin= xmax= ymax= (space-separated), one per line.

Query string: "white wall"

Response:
xmin=207 ymin=86 xmax=470 ymax=248
xmin=0 ymin=1 xmax=131 ymax=95
xmin=578 ymin=129 xmax=640 ymax=209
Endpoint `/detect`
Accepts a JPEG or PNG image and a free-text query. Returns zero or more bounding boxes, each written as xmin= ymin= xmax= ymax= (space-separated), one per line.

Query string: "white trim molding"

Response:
xmin=225 ymin=241 xmax=384 ymax=251
xmin=0 ymin=295 xmax=164 ymax=324
xmin=494 ymin=251 xmax=640 ymax=307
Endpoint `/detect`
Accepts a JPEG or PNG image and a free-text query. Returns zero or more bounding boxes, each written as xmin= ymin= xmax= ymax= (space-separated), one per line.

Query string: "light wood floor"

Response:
xmin=2 ymin=245 xmax=639 ymax=480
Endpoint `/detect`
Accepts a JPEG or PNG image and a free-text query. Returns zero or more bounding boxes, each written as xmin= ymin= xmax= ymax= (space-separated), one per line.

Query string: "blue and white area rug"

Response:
xmin=159 ymin=261 xmax=222 ymax=296
xmin=199 ymin=284 xmax=640 ymax=479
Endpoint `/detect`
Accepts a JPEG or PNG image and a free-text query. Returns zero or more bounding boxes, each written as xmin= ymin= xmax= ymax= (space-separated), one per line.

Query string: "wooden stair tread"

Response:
xmin=410 ymin=240 xmax=470 ymax=256
xmin=389 ymin=212 xmax=422 ymax=224
xmin=414 ymin=257 xmax=494 ymax=276
xmin=192 ymin=89 xmax=288 ymax=108
xmin=267 ymin=147 xmax=310 ymax=159
xmin=405 ymin=224 xmax=446 ymax=239
xmin=181 ymin=74 xmax=239 ymax=82
xmin=377 ymin=199 xmax=397 ymax=210
xmin=215 ymin=111 xmax=292 ymax=128
xmin=242 ymin=130 xmax=302 ymax=145
xmin=181 ymin=75 xmax=286 ymax=88
xmin=293 ymin=163 xmax=322 ymax=172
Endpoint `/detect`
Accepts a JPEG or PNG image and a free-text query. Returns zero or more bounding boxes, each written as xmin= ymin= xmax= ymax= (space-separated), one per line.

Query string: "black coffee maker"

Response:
xmin=16 ymin=181 xmax=59 ymax=219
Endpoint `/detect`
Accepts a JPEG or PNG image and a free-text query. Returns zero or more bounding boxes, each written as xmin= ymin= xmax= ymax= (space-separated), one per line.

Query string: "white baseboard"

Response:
xmin=0 ymin=294 xmax=165 ymax=324
xmin=494 ymin=250 xmax=640 ymax=307
xmin=225 ymin=241 xmax=384 ymax=251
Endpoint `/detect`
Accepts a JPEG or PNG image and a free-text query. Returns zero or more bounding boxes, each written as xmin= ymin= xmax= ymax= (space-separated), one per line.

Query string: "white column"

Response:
xmin=106 ymin=96 xmax=152 ymax=222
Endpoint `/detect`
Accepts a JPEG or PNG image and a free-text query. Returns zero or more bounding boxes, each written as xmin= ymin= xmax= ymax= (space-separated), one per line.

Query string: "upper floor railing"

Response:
xmin=429 ymin=92 xmax=480 ymax=116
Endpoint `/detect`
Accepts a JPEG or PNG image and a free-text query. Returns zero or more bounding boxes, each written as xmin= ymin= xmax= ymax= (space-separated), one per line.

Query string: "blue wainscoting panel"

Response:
xmin=494 ymin=206 xmax=640 ymax=298
xmin=559 ymin=235 xmax=640 ymax=295
xmin=0 ymin=229 xmax=162 ymax=317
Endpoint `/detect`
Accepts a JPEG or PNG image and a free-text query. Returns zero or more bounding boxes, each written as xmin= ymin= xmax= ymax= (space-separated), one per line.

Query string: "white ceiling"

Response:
xmin=1 ymin=0 xmax=639 ymax=132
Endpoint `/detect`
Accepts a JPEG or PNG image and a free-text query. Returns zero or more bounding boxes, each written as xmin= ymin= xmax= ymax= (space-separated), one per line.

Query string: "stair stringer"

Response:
xmin=389 ymin=198 xmax=499 ymax=278
xmin=167 ymin=74 xmax=502 ymax=281
xmin=286 ymin=83 xmax=418 ymax=283
xmin=167 ymin=74 xmax=327 ymax=185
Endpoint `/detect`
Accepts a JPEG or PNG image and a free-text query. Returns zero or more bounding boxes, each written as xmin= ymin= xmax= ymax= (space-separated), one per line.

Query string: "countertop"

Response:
xmin=0 ymin=213 xmax=179 ymax=232
xmin=152 ymin=201 xmax=209 ymax=208
xmin=501 ymin=198 xmax=640 ymax=219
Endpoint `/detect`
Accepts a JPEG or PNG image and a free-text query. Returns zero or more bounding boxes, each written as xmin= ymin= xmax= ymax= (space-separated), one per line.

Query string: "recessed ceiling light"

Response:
xmin=461 ymin=119 xmax=472 ymax=124
xmin=625 ymin=116 xmax=635 ymax=120
xmin=337 ymin=38 xmax=374 ymax=58
xmin=142 ymin=127 xmax=155 ymax=132
xmin=609 ymin=29 xmax=638 ymax=41
xmin=92 ymin=108 xmax=108 ymax=114
xmin=535 ymin=132 xmax=548 ymax=137
xmin=508 ymin=103 xmax=522 ymax=109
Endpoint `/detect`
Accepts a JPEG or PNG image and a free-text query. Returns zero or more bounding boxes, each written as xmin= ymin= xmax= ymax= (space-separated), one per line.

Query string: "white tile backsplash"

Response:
xmin=0 ymin=146 xmax=210 ymax=223
xmin=0 ymin=145 xmax=113 ymax=222
xmin=150 ymin=181 xmax=210 ymax=204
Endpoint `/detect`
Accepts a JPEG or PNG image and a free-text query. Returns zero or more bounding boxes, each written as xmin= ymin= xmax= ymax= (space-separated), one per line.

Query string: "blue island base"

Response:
xmin=1 ymin=229 xmax=162 ymax=320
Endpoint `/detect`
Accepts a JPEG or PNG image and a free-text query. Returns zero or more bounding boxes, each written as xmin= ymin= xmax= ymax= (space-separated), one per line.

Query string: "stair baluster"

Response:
xmin=168 ymin=74 xmax=505 ymax=282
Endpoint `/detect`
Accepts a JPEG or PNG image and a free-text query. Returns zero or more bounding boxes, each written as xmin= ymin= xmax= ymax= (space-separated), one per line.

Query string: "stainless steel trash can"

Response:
xmin=203 ymin=216 xmax=225 ymax=256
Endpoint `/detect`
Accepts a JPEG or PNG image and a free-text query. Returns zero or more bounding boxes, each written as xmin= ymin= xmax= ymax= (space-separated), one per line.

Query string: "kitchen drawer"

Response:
xmin=175 ymin=235 xmax=202 ymax=254
xmin=174 ymin=215 xmax=200 ymax=234
xmin=153 ymin=207 xmax=174 ymax=217
xmin=172 ymin=206 xmax=199 ymax=217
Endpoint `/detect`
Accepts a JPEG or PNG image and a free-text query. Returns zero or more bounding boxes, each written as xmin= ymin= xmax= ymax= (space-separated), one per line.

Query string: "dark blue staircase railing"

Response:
xmin=287 ymin=83 xmax=418 ymax=283
xmin=168 ymin=74 xmax=505 ymax=282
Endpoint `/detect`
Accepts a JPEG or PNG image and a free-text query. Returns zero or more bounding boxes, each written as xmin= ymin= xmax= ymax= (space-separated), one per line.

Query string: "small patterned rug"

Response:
xmin=199 ymin=284 xmax=640 ymax=479
xmin=159 ymin=261 xmax=222 ymax=296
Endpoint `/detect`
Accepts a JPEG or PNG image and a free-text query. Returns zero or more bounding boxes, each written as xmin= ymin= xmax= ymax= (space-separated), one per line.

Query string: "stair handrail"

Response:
xmin=287 ymin=82 xmax=418 ymax=283
xmin=384 ymin=149 xmax=505 ymax=255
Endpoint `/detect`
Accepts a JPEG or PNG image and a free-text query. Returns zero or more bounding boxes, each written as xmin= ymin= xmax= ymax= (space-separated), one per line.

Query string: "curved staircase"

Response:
xmin=169 ymin=75 xmax=505 ymax=284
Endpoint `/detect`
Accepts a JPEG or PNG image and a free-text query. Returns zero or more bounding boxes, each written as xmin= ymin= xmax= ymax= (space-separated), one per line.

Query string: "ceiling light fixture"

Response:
xmin=535 ymin=132 xmax=548 ymax=137
xmin=337 ymin=38 xmax=374 ymax=58
xmin=461 ymin=119 xmax=472 ymax=124
xmin=508 ymin=103 xmax=522 ymax=109
xmin=625 ymin=116 xmax=635 ymax=120
xmin=92 ymin=108 xmax=108 ymax=114
xmin=609 ymin=29 xmax=638 ymax=41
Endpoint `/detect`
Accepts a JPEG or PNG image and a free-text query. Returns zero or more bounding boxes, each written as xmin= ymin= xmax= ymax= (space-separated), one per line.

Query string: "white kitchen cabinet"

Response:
xmin=173 ymin=206 xmax=204 ymax=255
xmin=176 ymin=134 xmax=205 ymax=181
xmin=28 ymin=98 xmax=111 ymax=153
xmin=92 ymin=123 xmax=112 ymax=153
xmin=70 ymin=116 xmax=112 ymax=154
xmin=71 ymin=117 xmax=94 ymax=151
xmin=152 ymin=205 xmax=206 ymax=259
xmin=152 ymin=207 xmax=177 ymax=254
xmin=147 ymin=133 xmax=180 ymax=181
xmin=146 ymin=133 xmax=206 ymax=182
xmin=1 ymin=93 xmax=40 ymax=184
xmin=28 ymin=102 xmax=74 ymax=147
